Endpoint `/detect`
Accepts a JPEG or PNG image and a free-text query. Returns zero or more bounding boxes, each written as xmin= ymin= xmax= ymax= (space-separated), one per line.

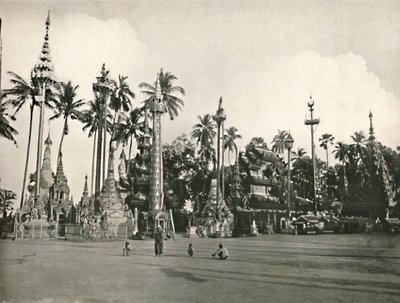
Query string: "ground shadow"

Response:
xmin=160 ymin=267 xmax=207 ymax=282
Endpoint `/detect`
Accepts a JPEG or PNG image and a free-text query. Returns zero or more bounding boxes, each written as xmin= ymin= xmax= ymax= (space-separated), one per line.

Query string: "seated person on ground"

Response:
xmin=188 ymin=243 xmax=193 ymax=256
xmin=212 ymin=242 xmax=229 ymax=259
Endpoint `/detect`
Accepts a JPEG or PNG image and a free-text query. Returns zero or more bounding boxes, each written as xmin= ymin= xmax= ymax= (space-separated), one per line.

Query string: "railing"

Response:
xmin=15 ymin=222 xmax=58 ymax=240
xmin=14 ymin=222 xmax=130 ymax=241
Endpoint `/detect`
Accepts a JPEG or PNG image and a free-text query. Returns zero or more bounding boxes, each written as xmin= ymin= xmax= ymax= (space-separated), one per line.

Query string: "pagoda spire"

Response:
xmin=33 ymin=11 xmax=56 ymax=205
xmin=83 ymin=175 xmax=89 ymax=197
xmin=31 ymin=10 xmax=55 ymax=84
xmin=56 ymin=151 xmax=65 ymax=176
xmin=368 ymin=111 xmax=375 ymax=143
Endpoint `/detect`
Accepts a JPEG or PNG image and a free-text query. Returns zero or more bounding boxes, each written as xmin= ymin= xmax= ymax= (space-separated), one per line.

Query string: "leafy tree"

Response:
xmin=0 ymin=188 xmax=16 ymax=218
xmin=245 ymin=136 xmax=268 ymax=151
xmin=163 ymin=134 xmax=211 ymax=212
xmin=0 ymin=100 xmax=18 ymax=146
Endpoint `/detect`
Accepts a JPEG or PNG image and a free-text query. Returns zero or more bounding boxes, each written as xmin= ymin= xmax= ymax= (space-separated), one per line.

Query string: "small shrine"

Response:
xmin=196 ymin=175 xmax=233 ymax=237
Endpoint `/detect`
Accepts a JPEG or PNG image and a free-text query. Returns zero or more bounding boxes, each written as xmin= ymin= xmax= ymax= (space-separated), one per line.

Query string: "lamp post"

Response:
xmin=305 ymin=96 xmax=320 ymax=215
xmin=286 ymin=133 xmax=294 ymax=219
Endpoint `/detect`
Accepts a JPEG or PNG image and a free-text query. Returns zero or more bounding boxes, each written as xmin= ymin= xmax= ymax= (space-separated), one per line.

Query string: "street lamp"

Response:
xmin=286 ymin=133 xmax=294 ymax=220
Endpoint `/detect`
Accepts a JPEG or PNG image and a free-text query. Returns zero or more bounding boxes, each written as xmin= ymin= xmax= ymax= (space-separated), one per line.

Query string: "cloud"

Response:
xmin=224 ymin=51 xmax=399 ymax=158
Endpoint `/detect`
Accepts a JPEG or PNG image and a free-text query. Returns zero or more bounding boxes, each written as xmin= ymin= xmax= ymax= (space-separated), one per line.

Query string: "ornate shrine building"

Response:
xmin=232 ymin=146 xmax=288 ymax=235
xmin=342 ymin=112 xmax=398 ymax=220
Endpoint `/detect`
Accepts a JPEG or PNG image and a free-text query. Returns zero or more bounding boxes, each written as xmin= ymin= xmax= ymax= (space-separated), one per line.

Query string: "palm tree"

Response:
xmin=271 ymin=130 xmax=288 ymax=157
xmin=113 ymin=106 xmax=144 ymax=160
xmin=224 ymin=126 xmax=242 ymax=165
xmin=4 ymin=71 xmax=45 ymax=208
xmin=333 ymin=141 xmax=349 ymax=191
xmin=191 ymin=114 xmax=216 ymax=167
xmin=49 ymin=81 xmax=84 ymax=163
xmin=0 ymin=100 xmax=18 ymax=145
xmin=81 ymin=95 xmax=103 ymax=196
xmin=139 ymin=68 xmax=185 ymax=120
xmin=109 ymin=75 xmax=135 ymax=150
xmin=191 ymin=114 xmax=216 ymax=147
xmin=319 ymin=133 xmax=335 ymax=168
xmin=291 ymin=147 xmax=308 ymax=163
xmin=350 ymin=131 xmax=367 ymax=164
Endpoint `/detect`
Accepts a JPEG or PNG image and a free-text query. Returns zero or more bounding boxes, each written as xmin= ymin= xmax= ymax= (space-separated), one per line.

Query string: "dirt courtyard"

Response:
xmin=0 ymin=233 xmax=399 ymax=303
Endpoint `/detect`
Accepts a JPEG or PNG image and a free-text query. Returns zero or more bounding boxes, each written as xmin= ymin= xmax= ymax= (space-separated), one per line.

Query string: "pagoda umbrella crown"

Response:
xmin=31 ymin=10 xmax=56 ymax=88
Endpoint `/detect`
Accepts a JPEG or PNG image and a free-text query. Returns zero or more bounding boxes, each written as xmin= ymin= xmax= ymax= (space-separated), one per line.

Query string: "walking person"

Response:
xmin=154 ymin=225 xmax=164 ymax=257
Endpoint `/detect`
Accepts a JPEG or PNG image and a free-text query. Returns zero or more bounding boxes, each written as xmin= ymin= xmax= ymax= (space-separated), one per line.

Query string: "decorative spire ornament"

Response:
xmin=33 ymin=11 xmax=56 ymax=206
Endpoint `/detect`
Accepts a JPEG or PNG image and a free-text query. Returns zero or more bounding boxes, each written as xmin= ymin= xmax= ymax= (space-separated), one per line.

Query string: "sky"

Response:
xmin=0 ymin=0 xmax=399 ymax=204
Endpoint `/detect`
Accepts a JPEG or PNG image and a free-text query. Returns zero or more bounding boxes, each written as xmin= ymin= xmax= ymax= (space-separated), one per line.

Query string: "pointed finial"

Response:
xmin=46 ymin=10 xmax=50 ymax=27
xmin=45 ymin=130 xmax=52 ymax=145
xmin=120 ymin=148 xmax=126 ymax=160
xmin=369 ymin=110 xmax=375 ymax=142
xmin=83 ymin=175 xmax=88 ymax=193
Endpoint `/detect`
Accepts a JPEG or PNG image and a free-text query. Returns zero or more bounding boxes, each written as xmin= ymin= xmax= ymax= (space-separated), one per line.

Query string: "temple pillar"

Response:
xmin=150 ymin=75 xmax=165 ymax=211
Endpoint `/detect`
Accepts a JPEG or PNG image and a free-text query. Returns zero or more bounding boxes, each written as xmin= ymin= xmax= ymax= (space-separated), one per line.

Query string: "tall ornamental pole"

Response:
xmin=213 ymin=97 xmax=226 ymax=219
xmin=286 ymin=133 xmax=294 ymax=219
xmin=150 ymin=74 xmax=165 ymax=210
xmin=92 ymin=64 xmax=114 ymax=196
xmin=32 ymin=11 xmax=55 ymax=206
xmin=305 ymin=96 xmax=319 ymax=215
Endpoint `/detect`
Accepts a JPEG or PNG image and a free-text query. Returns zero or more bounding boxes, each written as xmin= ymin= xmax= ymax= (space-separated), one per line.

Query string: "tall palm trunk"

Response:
xmin=95 ymin=118 xmax=103 ymax=196
xmin=91 ymin=131 xmax=96 ymax=196
xmin=20 ymin=103 xmax=34 ymax=208
xmin=102 ymin=104 xmax=107 ymax=184
xmin=109 ymin=110 xmax=118 ymax=151
xmin=57 ymin=117 xmax=68 ymax=163
xmin=325 ymin=148 xmax=329 ymax=169
xmin=128 ymin=134 xmax=133 ymax=160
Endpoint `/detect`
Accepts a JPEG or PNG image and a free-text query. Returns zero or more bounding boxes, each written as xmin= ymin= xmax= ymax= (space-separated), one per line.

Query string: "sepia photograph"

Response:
xmin=0 ymin=1 xmax=399 ymax=302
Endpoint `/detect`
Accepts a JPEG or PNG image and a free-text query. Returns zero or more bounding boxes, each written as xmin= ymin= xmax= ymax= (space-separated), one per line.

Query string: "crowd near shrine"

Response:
xmin=0 ymin=11 xmax=400 ymax=241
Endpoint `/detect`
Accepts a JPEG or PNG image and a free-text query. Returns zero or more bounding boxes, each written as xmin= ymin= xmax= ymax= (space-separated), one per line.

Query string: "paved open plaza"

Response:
xmin=1 ymin=233 xmax=399 ymax=303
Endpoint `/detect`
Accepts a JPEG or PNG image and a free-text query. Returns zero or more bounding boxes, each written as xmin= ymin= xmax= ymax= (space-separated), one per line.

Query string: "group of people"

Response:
xmin=123 ymin=224 xmax=229 ymax=259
